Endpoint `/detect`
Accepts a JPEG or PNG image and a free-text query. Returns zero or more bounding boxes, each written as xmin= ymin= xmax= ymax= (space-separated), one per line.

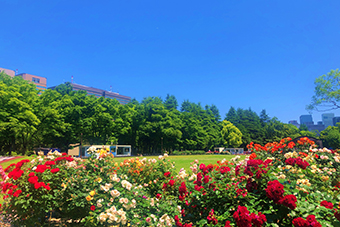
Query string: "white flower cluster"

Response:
xmin=100 ymin=183 xmax=113 ymax=192
xmin=119 ymin=197 xmax=137 ymax=210
xmin=284 ymin=151 xmax=299 ymax=159
xmin=111 ymin=174 xmax=121 ymax=183
xmin=190 ymin=164 xmax=198 ymax=173
xmin=98 ymin=206 xmax=127 ymax=225
xmin=177 ymin=168 xmax=188 ymax=179
xmin=121 ymin=180 xmax=132 ymax=191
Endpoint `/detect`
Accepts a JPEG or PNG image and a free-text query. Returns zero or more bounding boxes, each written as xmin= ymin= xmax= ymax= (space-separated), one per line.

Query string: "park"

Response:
xmin=1 ymin=47 xmax=340 ymax=226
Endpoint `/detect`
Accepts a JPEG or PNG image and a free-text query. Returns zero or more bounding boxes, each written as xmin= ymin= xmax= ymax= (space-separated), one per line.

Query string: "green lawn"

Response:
xmin=113 ymin=154 xmax=245 ymax=172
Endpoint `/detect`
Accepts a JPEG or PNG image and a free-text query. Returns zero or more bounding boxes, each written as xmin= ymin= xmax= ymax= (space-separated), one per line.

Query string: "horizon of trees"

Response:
xmin=1 ymin=72 xmax=337 ymax=155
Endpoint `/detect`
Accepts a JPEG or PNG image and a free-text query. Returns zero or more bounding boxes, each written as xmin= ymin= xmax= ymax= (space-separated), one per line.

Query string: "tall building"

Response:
xmin=16 ymin=73 xmax=47 ymax=94
xmin=333 ymin=117 xmax=340 ymax=127
xmin=300 ymin=115 xmax=314 ymax=126
xmin=322 ymin=113 xmax=334 ymax=128
xmin=0 ymin=67 xmax=15 ymax=77
xmin=49 ymin=82 xmax=131 ymax=105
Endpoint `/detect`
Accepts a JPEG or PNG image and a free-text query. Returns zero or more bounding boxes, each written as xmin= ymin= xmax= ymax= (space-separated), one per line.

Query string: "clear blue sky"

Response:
xmin=1 ymin=0 xmax=340 ymax=123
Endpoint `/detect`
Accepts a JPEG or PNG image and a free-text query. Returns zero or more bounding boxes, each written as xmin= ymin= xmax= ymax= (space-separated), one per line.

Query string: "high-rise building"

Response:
xmin=322 ymin=113 xmax=334 ymax=128
xmin=333 ymin=117 xmax=340 ymax=126
xmin=49 ymin=82 xmax=131 ymax=105
xmin=300 ymin=115 xmax=314 ymax=126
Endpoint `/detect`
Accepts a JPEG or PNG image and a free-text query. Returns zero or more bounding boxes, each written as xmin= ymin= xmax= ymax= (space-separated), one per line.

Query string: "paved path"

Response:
xmin=0 ymin=156 xmax=23 ymax=164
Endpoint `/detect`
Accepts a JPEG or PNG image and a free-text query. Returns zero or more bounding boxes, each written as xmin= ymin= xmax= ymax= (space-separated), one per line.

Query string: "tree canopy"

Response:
xmin=307 ymin=69 xmax=340 ymax=112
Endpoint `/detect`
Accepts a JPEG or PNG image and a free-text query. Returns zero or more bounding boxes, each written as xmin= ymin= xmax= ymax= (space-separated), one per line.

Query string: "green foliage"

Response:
xmin=320 ymin=126 xmax=340 ymax=149
xmin=220 ymin=120 xmax=242 ymax=148
xmin=307 ymin=69 xmax=340 ymax=112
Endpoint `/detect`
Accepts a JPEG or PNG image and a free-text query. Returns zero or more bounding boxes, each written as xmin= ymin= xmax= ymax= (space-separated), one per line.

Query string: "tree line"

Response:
xmin=0 ymin=72 xmax=327 ymax=155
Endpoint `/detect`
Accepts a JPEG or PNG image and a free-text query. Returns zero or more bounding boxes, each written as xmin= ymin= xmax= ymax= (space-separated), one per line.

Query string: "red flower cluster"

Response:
xmin=36 ymin=164 xmax=48 ymax=173
xmin=292 ymin=215 xmax=321 ymax=227
xmin=28 ymin=172 xmax=50 ymax=190
xmin=265 ymin=180 xmax=297 ymax=209
xmin=265 ymin=180 xmax=284 ymax=203
xmin=285 ymin=157 xmax=309 ymax=170
xmin=244 ymin=159 xmax=271 ymax=179
xmin=320 ymin=200 xmax=333 ymax=209
xmin=174 ymin=215 xmax=193 ymax=227
xmin=51 ymin=168 xmax=60 ymax=174
xmin=233 ymin=206 xmax=266 ymax=227
xmin=162 ymin=179 xmax=175 ymax=190
xmin=178 ymin=182 xmax=188 ymax=201
xmin=207 ymin=209 xmax=218 ymax=225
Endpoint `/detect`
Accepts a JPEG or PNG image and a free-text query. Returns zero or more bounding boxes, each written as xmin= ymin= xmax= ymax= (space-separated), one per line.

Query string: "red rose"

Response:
xmin=250 ymin=212 xmax=267 ymax=227
xmin=164 ymin=172 xmax=171 ymax=177
xmin=285 ymin=158 xmax=296 ymax=165
xmin=320 ymin=200 xmax=333 ymax=209
xmin=295 ymin=158 xmax=309 ymax=169
xmin=13 ymin=189 xmax=22 ymax=197
xmin=279 ymin=194 xmax=297 ymax=210
xmin=292 ymin=217 xmax=308 ymax=227
xmin=168 ymin=180 xmax=175 ymax=187
xmin=233 ymin=206 xmax=252 ymax=227
xmin=35 ymin=165 xmax=47 ymax=173
xmin=335 ymin=210 xmax=340 ymax=221
xmin=28 ymin=176 xmax=38 ymax=184
xmin=8 ymin=168 xmax=24 ymax=180
xmin=51 ymin=168 xmax=60 ymax=174
xmin=45 ymin=161 xmax=56 ymax=166
xmin=265 ymin=180 xmax=284 ymax=203
xmin=28 ymin=172 xmax=35 ymax=177
xmin=90 ymin=205 xmax=95 ymax=211
xmin=306 ymin=215 xmax=322 ymax=227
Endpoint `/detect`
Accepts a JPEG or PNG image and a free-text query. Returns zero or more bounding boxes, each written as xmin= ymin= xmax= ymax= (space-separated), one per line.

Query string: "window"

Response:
xmin=32 ymin=77 xmax=40 ymax=83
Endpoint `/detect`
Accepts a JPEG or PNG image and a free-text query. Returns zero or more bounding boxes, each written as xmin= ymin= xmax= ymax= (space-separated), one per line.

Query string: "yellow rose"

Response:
xmin=86 ymin=195 xmax=93 ymax=201
xmin=90 ymin=190 xmax=96 ymax=196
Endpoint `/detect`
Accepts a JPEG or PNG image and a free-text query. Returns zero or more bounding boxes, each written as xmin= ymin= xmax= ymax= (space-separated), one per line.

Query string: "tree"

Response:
xmin=164 ymin=94 xmax=178 ymax=110
xmin=307 ymin=69 xmax=340 ymax=112
xmin=220 ymin=120 xmax=242 ymax=148
xmin=320 ymin=126 xmax=340 ymax=149
xmin=299 ymin=124 xmax=309 ymax=131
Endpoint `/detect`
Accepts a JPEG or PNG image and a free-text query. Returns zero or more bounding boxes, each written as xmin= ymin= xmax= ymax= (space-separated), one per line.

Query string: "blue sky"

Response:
xmin=1 ymin=0 xmax=340 ymax=123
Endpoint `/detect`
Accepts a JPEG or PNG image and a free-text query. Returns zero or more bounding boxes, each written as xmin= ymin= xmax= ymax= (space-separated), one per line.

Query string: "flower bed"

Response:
xmin=0 ymin=138 xmax=339 ymax=226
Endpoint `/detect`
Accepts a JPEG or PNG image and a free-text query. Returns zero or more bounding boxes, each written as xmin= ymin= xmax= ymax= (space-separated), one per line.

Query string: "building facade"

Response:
xmin=49 ymin=82 xmax=131 ymax=105
xmin=322 ymin=113 xmax=335 ymax=128
xmin=0 ymin=67 xmax=15 ymax=77
xmin=300 ymin=115 xmax=314 ymax=126
xmin=1 ymin=67 xmax=47 ymax=95
xmin=16 ymin=73 xmax=47 ymax=94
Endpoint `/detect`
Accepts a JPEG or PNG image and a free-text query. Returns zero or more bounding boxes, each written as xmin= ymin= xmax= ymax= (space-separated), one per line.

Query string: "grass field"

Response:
xmin=112 ymin=154 xmax=245 ymax=172
xmin=0 ymin=154 xmax=245 ymax=172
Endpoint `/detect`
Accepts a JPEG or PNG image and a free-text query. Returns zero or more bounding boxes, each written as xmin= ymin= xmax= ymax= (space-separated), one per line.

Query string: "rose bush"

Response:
xmin=0 ymin=137 xmax=339 ymax=226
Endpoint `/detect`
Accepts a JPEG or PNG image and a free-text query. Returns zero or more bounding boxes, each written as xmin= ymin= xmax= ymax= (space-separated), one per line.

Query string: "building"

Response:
xmin=49 ymin=82 xmax=131 ymax=105
xmin=0 ymin=67 xmax=15 ymax=77
xmin=322 ymin=113 xmax=335 ymax=128
xmin=307 ymin=124 xmax=325 ymax=133
xmin=333 ymin=117 xmax=340 ymax=126
xmin=16 ymin=73 xmax=47 ymax=94
xmin=1 ymin=67 xmax=47 ymax=95
xmin=300 ymin=115 xmax=314 ymax=126
xmin=288 ymin=120 xmax=300 ymax=128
